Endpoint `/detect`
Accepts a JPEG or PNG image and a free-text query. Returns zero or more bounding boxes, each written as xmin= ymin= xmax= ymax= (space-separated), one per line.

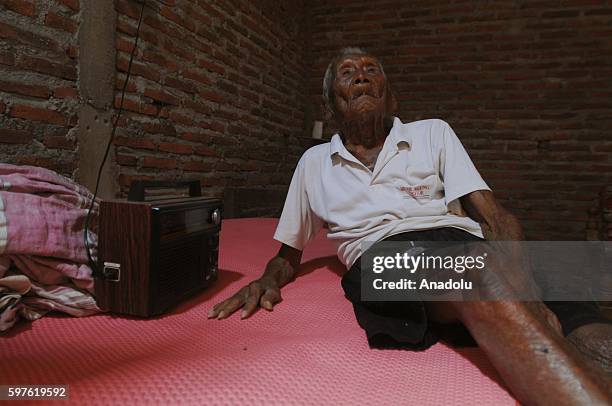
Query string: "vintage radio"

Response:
xmin=94 ymin=181 xmax=222 ymax=317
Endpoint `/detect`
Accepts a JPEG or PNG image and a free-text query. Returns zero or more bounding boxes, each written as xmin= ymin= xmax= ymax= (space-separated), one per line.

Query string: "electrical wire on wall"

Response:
xmin=83 ymin=0 xmax=146 ymax=278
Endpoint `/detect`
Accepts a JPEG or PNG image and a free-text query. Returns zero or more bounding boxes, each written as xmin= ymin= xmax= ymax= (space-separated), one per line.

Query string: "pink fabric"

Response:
xmin=0 ymin=164 xmax=95 ymax=210
xmin=0 ymin=164 xmax=98 ymax=262
xmin=0 ymin=218 xmax=514 ymax=405
xmin=10 ymin=255 xmax=94 ymax=291
xmin=0 ymin=164 xmax=100 ymax=332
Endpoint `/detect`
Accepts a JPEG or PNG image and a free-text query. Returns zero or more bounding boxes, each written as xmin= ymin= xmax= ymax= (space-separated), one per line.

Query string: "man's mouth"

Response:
xmin=351 ymin=90 xmax=378 ymax=101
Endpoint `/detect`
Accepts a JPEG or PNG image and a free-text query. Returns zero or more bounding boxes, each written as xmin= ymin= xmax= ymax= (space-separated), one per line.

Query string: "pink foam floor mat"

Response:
xmin=1 ymin=218 xmax=515 ymax=405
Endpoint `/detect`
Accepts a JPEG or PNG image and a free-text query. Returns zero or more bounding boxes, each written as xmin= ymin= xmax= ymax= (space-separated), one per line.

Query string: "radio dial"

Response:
xmin=211 ymin=209 xmax=221 ymax=225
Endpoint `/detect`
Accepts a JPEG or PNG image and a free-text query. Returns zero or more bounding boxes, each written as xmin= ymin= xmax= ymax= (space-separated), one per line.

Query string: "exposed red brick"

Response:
xmin=144 ymin=88 xmax=180 ymax=106
xmin=2 ymin=0 xmax=36 ymax=17
xmin=140 ymin=103 xmax=158 ymax=117
xmin=139 ymin=29 xmax=158 ymax=46
xmin=179 ymin=132 xmax=211 ymax=143
xmin=142 ymin=156 xmax=177 ymax=169
xmin=160 ymin=6 xmax=193 ymax=31
xmin=162 ymin=39 xmax=194 ymax=61
xmin=182 ymin=160 xmax=213 ymax=172
xmin=198 ymin=89 xmax=224 ymax=103
xmin=57 ymin=0 xmax=79 ymax=12
xmin=19 ymin=55 xmax=76 ymax=80
xmin=0 ymin=128 xmax=33 ymax=144
xmin=116 ymin=36 xmax=135 ymax=54
xmin=66 ymin=45 xmax=78 ymax=59
xmin=541 ymin=10 xmax=581 ymax=18
xmin=116 ymin=56 xmax=161 ymax=82
xmin=143 ymin=14 xmax=166 ymax=34
xmin=10 ymin=104 xmax=67 ymax=125
xmin=115 ymin=153 xmax=138 ymax=166
xmin=158 ymin=142 xmax=193 ymax=154
xmin=115 ymin=75 xmax=137 ymax=92
xmin=239 ymin=161 xmax=259 ymax=172
xmin=0 ymin=80 xmax=50 ymax=98
xmin=114 ymin=96 xmax=158 ymax=117
xmin=42 ymin=135 xmax=75 ymax=149
xmin=215 ymin=161 xmax=235 ymax=171
xmin=183 ymin=100 xmax=212 ymax=115
xmin=164 ymin=76 xmax=196 ymax=94
xmin=197 ymin=59 xmax=226 ymax=76
xmin=168 ymin=111 xmax=195 ymax=126
xmin=190 ymin=8 xmax=212 ymax=26
xmin=0 ymin=21 xmax=58 ymax=50
xmin=17 ymin=156 xmax=74 ymax=174
xmin=142 ymin=50 xmax=178 ymax=72
xmin=114 ymin=136 xmax=156 ymax=150
xmin=116 ymin=18 xmax=137 ymax=36
xmin=585 ymin=8 xmax=612 ymax=15
xmin=53 ymin=86 xmax=77 ymax=99
xmin=0 ymin=50 xmax=15 ymax=66
xmin=45 ymin=11 xmax=77 ymax=33
xmin=193 ymin=146 xmax=218 ymax=157
xmin=158 ymin=106 xmax=170 ymax=119
xmin=143 ymin=122 xmax=177 ymax=136
xmin=182 ymin=35 xmax=211 ymax=54
xmin=209 ymin=121 xmax=226 ymax=133
xmin=200 ymin=176 xmax=225 ymax=187
xmin=115 ymin=0 xmax=141 ymax=20
xmin=182 ymin=69 xmax=211 ymax=86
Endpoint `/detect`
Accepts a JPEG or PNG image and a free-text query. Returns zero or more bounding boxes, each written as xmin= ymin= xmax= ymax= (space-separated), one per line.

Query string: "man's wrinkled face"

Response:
xmin=332 ymin=54 xmax=388 ymax=121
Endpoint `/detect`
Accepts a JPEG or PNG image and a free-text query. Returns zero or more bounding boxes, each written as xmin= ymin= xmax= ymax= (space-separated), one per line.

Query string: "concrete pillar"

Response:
xmin=76 ymin=0 xmax=118 ymax=199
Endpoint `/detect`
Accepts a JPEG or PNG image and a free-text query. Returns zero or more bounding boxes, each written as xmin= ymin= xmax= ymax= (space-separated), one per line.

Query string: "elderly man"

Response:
xmin=209 ymin=48 xmax=610 ymax=404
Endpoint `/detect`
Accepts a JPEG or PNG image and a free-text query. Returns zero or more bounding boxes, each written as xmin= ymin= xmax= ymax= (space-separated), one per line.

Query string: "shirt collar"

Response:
xmin=329 ymin=116 xmax=410 ymax=158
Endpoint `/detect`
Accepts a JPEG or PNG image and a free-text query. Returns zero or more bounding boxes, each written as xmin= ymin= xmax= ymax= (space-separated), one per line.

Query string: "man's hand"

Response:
xmin=208 ymin=276 xmax=282 ymax=319
xmin=208 ymin=244 xmax=303 ymax=320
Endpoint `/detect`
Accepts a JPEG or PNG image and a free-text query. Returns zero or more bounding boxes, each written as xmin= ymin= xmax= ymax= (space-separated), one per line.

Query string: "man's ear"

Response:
xmin=385 ymin=83 xmax=399 ymax=114
xmin=322 ymin=97 xmax=335 ymax=124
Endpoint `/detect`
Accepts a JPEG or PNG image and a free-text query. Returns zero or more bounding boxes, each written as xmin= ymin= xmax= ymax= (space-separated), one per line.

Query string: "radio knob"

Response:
xmin=211 ymin=209 xmax=221 ymax=225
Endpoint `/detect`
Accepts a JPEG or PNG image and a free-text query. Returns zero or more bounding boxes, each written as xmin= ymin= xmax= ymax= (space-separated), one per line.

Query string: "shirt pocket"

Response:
xmin=394 ymin=173 xmax=441 ymax=203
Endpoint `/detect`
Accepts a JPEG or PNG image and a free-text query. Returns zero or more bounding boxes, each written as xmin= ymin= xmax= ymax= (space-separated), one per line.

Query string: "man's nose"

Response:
xmin=353 ymin=70 xmax=370 ymax=85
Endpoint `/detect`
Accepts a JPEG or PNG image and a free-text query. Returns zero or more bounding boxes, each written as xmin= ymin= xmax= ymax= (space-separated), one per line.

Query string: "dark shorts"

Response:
xmin=341 ymin=227 xmax=612 ymax=350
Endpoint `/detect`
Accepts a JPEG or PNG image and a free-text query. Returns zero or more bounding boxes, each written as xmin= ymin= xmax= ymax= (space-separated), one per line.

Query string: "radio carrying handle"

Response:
xmin=128 ymin=180 xmax=202 ymax=202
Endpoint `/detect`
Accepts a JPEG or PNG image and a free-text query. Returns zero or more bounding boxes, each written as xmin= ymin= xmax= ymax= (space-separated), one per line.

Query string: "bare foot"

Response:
xmin=567 ymin=323 xmax=612 ymax=376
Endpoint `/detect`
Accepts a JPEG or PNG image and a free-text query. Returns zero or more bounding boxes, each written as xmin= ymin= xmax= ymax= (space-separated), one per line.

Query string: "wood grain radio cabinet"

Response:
xmin=94 ymin=181 xmax=222 ymax=317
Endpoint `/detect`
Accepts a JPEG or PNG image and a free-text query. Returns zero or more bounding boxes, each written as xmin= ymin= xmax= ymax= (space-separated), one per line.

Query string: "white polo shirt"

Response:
xmin=273 ymin=117 xmax=490 ymax=268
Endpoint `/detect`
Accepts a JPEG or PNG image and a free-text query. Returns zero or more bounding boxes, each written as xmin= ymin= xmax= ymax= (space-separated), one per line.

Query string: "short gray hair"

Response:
xmin=322 ymin=47 xmax=385 ymax=109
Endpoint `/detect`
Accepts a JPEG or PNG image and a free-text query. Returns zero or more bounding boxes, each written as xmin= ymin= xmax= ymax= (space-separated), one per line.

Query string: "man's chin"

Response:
xmin=345 ymin=107 xmax=385 ymax=121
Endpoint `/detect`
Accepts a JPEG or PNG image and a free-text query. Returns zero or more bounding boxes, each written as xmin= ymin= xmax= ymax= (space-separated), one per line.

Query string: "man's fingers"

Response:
xmin=207 ymin=280 xmax=281 ymax=320
xmin=208 ymin=287 xmax=248 ymax=319
xmin=260 ymin=288 xmax=282 ymax=311
xmin=207 ymin=301 xmax=226 ymax=318
xmin=241 ymin=283 xmax=264 ymax=319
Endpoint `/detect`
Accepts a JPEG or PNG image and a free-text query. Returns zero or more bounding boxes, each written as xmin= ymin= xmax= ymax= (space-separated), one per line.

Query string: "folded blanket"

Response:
xmin=0 ymin=164 xmax=101 ymax=332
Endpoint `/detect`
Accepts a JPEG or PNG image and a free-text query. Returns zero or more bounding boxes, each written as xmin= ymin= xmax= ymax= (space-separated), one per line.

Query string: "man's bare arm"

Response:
xmin=208 ymin=244 xmax=303 ymax=320
xmin=460 ymin=190 xmax=523 ymax=241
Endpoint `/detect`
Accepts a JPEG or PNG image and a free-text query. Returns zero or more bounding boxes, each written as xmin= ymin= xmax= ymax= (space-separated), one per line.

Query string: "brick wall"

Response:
xmin=0 ymin=0 xmax=80 ymax=176
xmin=113 ymin=0 xmax=310 ymax=210
xmin=307 ymin=0 xmax=612 ymax=240
xmin=1 ymin=0 xmax=310 ymax=216
xmin=2 ymin=0 xmax=610 ymax=231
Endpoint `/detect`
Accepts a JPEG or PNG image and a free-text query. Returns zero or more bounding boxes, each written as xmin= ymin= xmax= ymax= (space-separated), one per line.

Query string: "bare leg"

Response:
xmin=436 ymin=300 xmax=612 ymax=405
